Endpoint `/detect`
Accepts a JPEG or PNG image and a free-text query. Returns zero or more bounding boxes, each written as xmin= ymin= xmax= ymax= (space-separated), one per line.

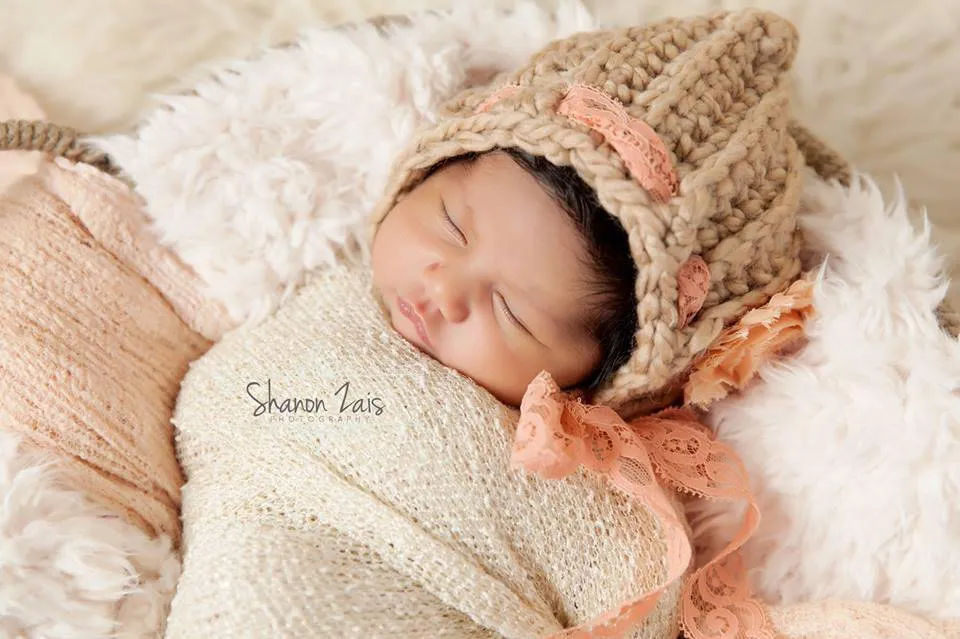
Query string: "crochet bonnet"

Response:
xmin=370 ymin=8 xmax=849 ymax=417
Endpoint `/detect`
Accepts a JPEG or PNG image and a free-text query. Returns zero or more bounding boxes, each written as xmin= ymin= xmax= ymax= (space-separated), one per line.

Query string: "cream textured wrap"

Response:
xmin=166 ymin=261 xmax=684 ymax=638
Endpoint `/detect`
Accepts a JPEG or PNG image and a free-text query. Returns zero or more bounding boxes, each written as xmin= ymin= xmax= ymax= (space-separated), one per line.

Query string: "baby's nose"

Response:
xmin=420 ymin=288 xmax=469 ymax=324
xmin=423 ymin=263 xmax=470 ymax=323
xmin=437 ymin=295 xmax=469 ymax=324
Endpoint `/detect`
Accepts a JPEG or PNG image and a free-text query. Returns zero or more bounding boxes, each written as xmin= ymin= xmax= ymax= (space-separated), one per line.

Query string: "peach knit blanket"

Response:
xmin=0 ymin=157 xmax=233 ymax=540
xmin=0 ymin=73 xmax=232 ymax=540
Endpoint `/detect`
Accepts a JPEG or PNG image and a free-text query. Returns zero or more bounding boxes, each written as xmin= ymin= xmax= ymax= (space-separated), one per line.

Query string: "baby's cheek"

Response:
xmin=371 ymin=230 xmax=412 ymax=290
xmin=369 ymin=231 xmax=393 ymax=285
xmin=444 ymin=327 xmax=534 ymax=406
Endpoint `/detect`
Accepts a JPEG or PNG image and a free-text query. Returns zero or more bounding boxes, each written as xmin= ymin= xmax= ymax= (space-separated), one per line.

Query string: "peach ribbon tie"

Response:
xmin=512 ymin=371 xmax=774 ymax=639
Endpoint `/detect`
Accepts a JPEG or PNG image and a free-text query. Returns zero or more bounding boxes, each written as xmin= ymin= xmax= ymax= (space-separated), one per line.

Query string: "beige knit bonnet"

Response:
xmin=370 ymin=9 xmax=850 ymax=417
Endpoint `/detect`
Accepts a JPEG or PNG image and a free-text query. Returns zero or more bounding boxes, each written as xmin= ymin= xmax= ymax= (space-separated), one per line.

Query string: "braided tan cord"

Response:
xmin=789 ymin=120 xmax=852 ymax=186
xmin=936 ymin=300 xmax=960 ymax=338
xmin=0 ymin=119 xmax=132 ymax=186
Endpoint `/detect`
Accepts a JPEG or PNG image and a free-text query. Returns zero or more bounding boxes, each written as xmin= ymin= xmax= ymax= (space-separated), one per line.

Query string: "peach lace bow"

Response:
xmin=512 ymin=279 xmax=816 ymax=639
xmin=513 ymin=373 xmax=769 ymax=639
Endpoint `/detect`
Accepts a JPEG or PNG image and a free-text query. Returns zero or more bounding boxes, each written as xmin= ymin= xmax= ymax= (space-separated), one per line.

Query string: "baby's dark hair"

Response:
xmin=424 ymin=147 xmax=638 ymax=391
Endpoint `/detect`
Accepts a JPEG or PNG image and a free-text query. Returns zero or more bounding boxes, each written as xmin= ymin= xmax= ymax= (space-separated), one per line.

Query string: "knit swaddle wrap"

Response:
xmin=167 ymin=262 xmax=682 ymax=638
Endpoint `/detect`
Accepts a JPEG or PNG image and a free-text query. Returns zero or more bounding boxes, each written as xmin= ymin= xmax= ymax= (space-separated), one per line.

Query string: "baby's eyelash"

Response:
xmin=497 ymin=293 xmax=529 ymax=334
xmin=441 ymin=203 xmax=467 ymax=244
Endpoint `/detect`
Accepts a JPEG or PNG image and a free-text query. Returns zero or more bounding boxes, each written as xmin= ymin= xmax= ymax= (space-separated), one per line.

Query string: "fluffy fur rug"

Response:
xmin=0 ymin=432 xmax=180 ymax=638
xmin=96 ymin=0 xmax=960 ymax=625
xmin=691 ymin=176 xmax=960 ymax=620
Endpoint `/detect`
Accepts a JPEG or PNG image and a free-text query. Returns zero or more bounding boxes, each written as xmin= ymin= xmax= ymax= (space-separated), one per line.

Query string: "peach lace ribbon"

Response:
xmin=677 ymin=255 xmax=711 ymax=329
xmin=476 ymin=83 xmax=679 ymax=204
xmin=513 ymin=277 xmax=817 ymax=639
xmin=514 ymin=373 xmax=768 ymax=639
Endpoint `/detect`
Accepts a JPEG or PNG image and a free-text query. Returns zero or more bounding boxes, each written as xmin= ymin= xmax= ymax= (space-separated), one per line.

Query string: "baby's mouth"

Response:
xmin=396 ymin=295 xmax=434 ymax=351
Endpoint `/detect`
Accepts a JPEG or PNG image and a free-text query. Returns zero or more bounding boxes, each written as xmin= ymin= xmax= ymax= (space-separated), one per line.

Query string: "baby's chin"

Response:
xmin=395 ymin=321 xmax=433 ymax=357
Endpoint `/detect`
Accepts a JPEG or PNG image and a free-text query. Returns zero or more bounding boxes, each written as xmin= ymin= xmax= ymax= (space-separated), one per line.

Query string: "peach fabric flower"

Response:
xmin=685 ymin=279 xmax=815 ymax=407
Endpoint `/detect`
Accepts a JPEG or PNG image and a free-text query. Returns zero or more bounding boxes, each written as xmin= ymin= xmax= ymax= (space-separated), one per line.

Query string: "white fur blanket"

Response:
xmin=93 ymin=0 xmax=959 ymax=630
xmin=691 ymin=176 xmax=960 ymax=620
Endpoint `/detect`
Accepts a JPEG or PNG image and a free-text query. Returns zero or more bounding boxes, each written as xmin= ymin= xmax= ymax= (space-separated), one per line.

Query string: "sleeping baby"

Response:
xmin=164 ymin=9 xmax=858 ymax=639
xmin=371 ymin=147 xmax=634 ymax=407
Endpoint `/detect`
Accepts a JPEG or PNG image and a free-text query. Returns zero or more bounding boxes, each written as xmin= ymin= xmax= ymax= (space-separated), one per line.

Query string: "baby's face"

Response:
xmin=372 ymin=151 xmax=602 ymax=406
